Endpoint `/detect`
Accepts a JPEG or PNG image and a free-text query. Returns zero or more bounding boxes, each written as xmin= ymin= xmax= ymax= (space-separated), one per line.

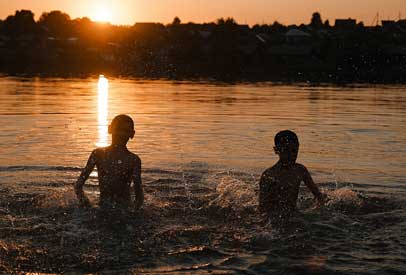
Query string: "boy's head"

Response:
xmin=108 ymin=114 xmax=135 ymax=141
xmin=274 ymin=130 xmax=299 ymax=166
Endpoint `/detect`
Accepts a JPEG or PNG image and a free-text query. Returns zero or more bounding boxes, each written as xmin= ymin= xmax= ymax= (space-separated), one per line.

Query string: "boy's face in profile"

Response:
xmin=274 ymin=142 xmax=299 ymax=166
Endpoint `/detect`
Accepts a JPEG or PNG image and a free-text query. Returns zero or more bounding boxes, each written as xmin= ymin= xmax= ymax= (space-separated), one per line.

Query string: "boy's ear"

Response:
xmin=108 ymin=124 xmax=112 ymax=134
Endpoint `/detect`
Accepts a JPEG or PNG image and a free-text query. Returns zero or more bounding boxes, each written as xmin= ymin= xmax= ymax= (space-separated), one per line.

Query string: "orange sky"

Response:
xmin=0 ymin=0 xmax=405 ymax=26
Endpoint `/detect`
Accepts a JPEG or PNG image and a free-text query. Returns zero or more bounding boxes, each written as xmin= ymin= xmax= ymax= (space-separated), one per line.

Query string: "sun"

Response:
xmin=93 ymin=7 xmax=112 ymax=23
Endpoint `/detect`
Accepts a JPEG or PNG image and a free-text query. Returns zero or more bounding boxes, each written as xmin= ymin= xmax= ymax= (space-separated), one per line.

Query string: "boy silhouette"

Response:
xmin=74 ymin=114 xmax=143 ymax=210
xmin=259 ymin=130 xmax=325 ymax=217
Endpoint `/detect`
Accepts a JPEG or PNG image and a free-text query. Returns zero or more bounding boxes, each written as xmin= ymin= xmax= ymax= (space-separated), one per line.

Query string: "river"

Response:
xmin=0 ymin=76 xmax=405 ymax=274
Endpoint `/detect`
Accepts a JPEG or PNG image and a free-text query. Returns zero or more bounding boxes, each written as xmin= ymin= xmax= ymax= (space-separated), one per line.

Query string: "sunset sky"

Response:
xmin=0 ymin=0 xmax=405 ymax=26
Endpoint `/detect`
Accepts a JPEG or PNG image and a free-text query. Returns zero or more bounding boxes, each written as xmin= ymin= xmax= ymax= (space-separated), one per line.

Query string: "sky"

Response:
xmin=0 ymin=0 xmax=405 ymax=26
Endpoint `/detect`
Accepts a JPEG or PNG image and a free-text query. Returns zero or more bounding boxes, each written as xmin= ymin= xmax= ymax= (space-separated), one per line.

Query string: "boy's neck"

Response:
xmin=110 ymin=143 xmax=127 ymax=149
xmin=111 ymin=136 xmax=129 ymax=148
xmin=277 ymin=160 xmax=295 ymax=168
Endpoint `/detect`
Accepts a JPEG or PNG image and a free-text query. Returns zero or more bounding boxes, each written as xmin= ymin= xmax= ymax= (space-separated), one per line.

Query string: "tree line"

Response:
xmin=1 ymin=10 xmax=405 ymax=83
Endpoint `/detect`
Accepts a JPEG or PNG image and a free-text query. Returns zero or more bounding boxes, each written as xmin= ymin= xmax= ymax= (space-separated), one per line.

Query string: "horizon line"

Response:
xmin=1 ymin=9 xmax=399 ymax=27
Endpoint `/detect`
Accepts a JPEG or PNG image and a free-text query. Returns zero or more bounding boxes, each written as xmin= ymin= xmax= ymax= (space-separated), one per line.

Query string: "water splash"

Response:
xmin=325 ymin=187 xmax=364 ymax=212
xmin=209 ymin=175 xmax=256 ymax=211
xmin=1 ymin=167 xmax=405 ymax=274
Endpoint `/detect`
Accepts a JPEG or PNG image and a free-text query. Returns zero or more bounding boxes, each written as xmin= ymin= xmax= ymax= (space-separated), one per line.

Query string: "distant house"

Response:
xmin=335 ymin=19 xmax=357 ymax=30
xmin=381 ymin=20 xmax=403 ymax=34
xmin=397 ymin=19 xmax=406 ymax=29
xmin=167 ymin=23 xmax=203 ymax=35
xmin=382 ymin=20 xmax=397 ymax=28
xmin=285 ymin=28 xmax=311 ymax=44
xmin=237 ymin=24 xmax=250 ymax=32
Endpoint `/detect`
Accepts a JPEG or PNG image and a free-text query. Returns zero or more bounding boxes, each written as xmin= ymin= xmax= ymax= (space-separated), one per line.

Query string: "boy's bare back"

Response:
xmin=80 ymin=146 xmax=141 ymax=205
xmin=94 ymin=147 xmax=140 ymax=204
xmin=74 ymin=115 xmax=143 ymax=209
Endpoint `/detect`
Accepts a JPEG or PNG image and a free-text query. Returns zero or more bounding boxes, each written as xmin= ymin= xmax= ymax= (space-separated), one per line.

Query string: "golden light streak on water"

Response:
xmin=96 ymin=75 xmax=109 ymax=147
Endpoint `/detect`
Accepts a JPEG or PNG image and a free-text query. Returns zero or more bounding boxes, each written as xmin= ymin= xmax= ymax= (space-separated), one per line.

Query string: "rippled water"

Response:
xmin=0 ymin=77 xmax=405 ymax=274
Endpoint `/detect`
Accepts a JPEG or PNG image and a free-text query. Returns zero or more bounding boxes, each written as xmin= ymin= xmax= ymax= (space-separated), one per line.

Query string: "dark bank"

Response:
xmin=1 ymin=10 xmax=406 ymax=83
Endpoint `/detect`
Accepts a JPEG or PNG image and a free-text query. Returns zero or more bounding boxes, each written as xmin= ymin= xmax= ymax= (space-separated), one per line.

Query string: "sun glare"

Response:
xmin=93 ymin=7 xmax=112 ymax=22
xmin=97 ymin=75 xmax=109 ymax=147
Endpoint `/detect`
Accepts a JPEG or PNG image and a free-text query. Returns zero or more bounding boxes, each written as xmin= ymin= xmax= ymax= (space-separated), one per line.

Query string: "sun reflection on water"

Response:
xmin=96 ymin=75 xmax=109 ymax=147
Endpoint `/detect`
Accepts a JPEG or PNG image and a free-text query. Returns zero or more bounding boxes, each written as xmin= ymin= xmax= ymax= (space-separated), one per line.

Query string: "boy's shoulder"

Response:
xmin=122 ymin=148 xmax=141 ymax=164
xmin=92 ymin=147 xmax=108 ymax=157
xmin=261 ymin=164 xmax=279 ymax=179
xmin=91 ymin=147 xmax=141 ymax=163
xmin=293 ymin=162 xmax=308 ymax=173
xmin=261 ymin=163 xmax=308 ymax=176
xmin=128 ymin=151 xmax=141 ymax=163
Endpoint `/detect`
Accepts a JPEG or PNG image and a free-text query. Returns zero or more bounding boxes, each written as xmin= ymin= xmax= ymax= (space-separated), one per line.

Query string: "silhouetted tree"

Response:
xmin=0 ymin=9 xmax=403 ymax=82
xmin=216 ymin=18 xmax=225 ymax=25
xmin=216 ymin=17 xmax=237 ymax=26
xmin=310 ymin=12 xmax=323 ymax=29
xmin=271 ymin=21 xmax=286 ymax=32
xmin=172 ymin=16 xmax=181 ymax=25
xmin=72 ymin=17 xmax=93 ymax=40
xmin=225 ymin=17 xmax=237 ymax=25
xmin=4 ymin=10 xmax=37 ymax=36
xmin=39 ymin=10 xmax=72 ymax=37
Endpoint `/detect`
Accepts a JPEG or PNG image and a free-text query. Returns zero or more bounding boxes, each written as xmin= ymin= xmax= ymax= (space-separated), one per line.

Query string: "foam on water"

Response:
xmin=209 ymin=175 xmax=257 ymax=211
xmin=325 ymin=187 xmax=363 ymax=209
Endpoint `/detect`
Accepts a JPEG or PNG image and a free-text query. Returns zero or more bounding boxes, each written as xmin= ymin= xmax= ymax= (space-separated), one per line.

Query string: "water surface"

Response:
xmin=0 ymin=77 xmax=405 ymax=274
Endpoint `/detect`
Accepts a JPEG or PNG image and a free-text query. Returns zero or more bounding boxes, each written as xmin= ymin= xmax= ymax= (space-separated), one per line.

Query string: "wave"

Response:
xmin=0 ymin=165 xmax=82 ymax=172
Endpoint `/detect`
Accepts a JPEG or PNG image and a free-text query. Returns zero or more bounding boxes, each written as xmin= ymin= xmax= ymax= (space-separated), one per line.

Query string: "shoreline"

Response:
xmin=1 ymin=71 xmax=406 ymax=85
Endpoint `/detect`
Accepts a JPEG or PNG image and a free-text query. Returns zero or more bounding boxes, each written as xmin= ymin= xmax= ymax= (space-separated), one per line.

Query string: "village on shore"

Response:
xmin=1 ymin=10 xmax=406 ymax=83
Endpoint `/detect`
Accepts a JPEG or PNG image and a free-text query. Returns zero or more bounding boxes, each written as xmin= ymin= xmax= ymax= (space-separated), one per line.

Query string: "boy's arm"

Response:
xmin=259 ymin=172 xmax=271 ymax=213
xmin=74 ymin=150 xmax=96 ymax=207
xmin=132 ymin=157 xmax=144 ymax=210
xmin=302 ymin=166 xmax=325 ymax=205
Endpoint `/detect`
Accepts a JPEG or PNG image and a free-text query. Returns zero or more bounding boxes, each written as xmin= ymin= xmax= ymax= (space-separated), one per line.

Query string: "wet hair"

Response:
xmin=110 ymin=114 xmax=134 ymax=136
xmin=274 ymin=130 xmax=299 ymax=149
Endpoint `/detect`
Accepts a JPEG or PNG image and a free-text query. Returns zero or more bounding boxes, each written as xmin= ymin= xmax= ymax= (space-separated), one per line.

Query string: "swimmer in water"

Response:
xmin=74 ymin=114 xmax=143 ymax=210
xmin=259 ymin=130 xmax=325 ymax=218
